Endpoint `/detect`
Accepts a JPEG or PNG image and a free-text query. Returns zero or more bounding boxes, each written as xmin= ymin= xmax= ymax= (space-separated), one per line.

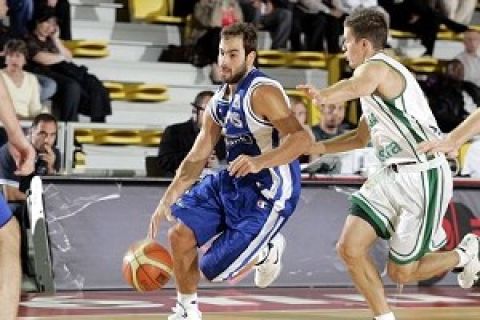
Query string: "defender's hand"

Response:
xmin=417 ymin=138 xmax=459 ymax=156
xmin=296 ymin=84 xmax=325 ymax=105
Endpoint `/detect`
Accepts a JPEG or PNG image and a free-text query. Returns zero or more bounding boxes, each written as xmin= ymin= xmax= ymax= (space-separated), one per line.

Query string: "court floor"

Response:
xmin=19 ymin=286 xmax=480 ymax=319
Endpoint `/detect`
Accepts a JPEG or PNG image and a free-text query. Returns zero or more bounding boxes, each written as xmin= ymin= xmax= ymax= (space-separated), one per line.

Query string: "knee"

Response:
xmin=336 ymin=239 xmax=364 ymax=265
xmin=168 ymin=223 xmax=196 ymax=251
xmin=388 ymin=266 xmax=414 ymax=285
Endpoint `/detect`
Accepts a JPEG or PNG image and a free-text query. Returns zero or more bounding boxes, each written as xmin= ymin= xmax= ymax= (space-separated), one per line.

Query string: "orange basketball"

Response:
xmin=122 ymin=239 xmax=173 ymax=292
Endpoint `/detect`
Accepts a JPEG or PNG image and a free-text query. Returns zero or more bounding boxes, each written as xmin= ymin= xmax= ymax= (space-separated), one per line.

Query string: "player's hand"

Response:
xmin=296 ymin=84 xmax=325 ymax=105
xmin=148 ymin=200 xmax=174 ymax=239
xmin=9 ymin=141 xmax=35 ymax=176
xmin=417 ymin=138 xmax=459 ymax=156
xmin=228 ymin=154 xmax=263 ymax=178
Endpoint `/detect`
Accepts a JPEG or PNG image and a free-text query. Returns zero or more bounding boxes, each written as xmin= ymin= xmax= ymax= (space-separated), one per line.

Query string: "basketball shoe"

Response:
xmin=254 ymin=233 xmax=286 ymax=288
xmin=168 ymin=301 xmax=202 ymax=320
xmin=456 ymin=233 xmax=480 ymax=289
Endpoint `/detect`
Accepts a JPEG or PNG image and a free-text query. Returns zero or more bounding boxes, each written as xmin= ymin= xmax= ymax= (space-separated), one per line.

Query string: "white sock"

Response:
xmin=455 ymin=248 xmax=470 ymax=268
xmin=177 ymin=292 xmax=198 ymax=308
xmin=374 ymin=311 xmax=396 ymax=320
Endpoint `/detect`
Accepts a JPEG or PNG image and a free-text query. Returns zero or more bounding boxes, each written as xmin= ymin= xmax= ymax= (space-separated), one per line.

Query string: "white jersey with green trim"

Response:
xmin=360 ymin=52 xmax=443 ymax=164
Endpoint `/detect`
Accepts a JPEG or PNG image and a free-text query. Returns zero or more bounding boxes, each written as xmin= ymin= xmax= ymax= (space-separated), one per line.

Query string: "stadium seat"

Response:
xmin=74 ymin=128 xmax=97 ymax=144
xmin=94 ymin=129 xmax=143 ymax=145
xmin=124 ymin=83 xmax=169 ymax=102
xmin=257 ymin=50 xmax=289 ymax=67
xmin=140 ymin=130 xmax=162 ymax=146
xmin=103 ymin=81 xmax=126 ymax=100
xmin=459 ymin=142 xmax=472 ymax=169
xmin=289 ymin=51 xmax=328 ymax=69
xmin=402 ymin=56 xmax=441 ymax=73
xmin=63 ymin=40 xmax=109 ymax=58
xmin=128 ymin=0 xmax=184 ymax=24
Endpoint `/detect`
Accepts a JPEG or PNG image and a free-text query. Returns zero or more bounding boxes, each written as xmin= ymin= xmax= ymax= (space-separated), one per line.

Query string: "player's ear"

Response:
xmin=247 ymin=50 xmax=256 ymax=67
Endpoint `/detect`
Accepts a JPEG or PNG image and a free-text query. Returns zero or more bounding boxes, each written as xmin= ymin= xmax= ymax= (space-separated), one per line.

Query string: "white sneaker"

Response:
xmin=254 ymin=233 xmax=286 ymax=288
xmin=168 ymin=302 xmax=202 ymax=320
xmin=456 ymin=233 xmax=480 ymax=289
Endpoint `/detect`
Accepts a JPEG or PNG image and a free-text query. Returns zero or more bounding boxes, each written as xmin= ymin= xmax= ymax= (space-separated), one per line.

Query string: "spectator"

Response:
xmin=6 ymin=0 xmax=33 ymax=37
xmin=1 ymin=39 xmax=43 ymax=119
xmin=378 ymin=0 xmax=469 ymax=56
xmin=157 ymin=90 xmax=226 ymax=177
xmin=188 ymin=0 xmax=243 ymax=83
xmin=290 ymin=95 xmax=313 ymax=163
xmin=26 ymin=7 xmax=111 ymax=122
xmin=290 ymin=0 xmax=333 ymax=52
xmin=311 ymin=102 xmax=348 ymax=141
xmin=0 ymin=2 xmax=56 ymax=144
xmin=0 ymin=113 xmax=59 ymax=202
xmin=456 ymin=30 xmax=480 ymax=87
xmin=34 ymin=0 xmax=72 ymax=40
xmin=420 ymin=59 xmax=480 ymax=133
xmin=429 ymin=0 xmax=476 ymax=25
xmin=240 ymin=0 xmax=292 ymax=49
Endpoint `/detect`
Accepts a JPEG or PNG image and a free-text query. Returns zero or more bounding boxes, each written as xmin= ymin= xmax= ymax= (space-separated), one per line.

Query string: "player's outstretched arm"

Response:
xmin=296 ymin=62 xmax=386 ymax=106
xmin=148 ymin=113 xmax=222 ymax=238
xmin=228 ymin=85 xmax=312 ymax=178
xmin=308 ymin=116 xmax=370 ymax=155
xmin=418 ymin=109 xmax=480 ymax=155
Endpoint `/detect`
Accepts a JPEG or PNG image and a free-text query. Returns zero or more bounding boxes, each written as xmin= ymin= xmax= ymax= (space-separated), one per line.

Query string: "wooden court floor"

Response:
xmin=19 ymin=286 xmax=480 ymax=320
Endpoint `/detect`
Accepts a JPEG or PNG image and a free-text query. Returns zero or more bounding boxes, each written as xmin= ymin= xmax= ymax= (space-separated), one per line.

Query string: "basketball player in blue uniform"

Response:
xmin=0 ymin=77 xmax=35 ymax=319
xmin=148 ymin=23 xmax=312 ymax=320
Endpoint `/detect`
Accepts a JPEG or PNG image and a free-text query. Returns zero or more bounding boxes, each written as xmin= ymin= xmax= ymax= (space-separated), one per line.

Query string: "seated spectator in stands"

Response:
xmin=378 ymin=0 xmax=469 ymax=56
xmin=239 ymin=0 xmax=291 ymax=50
xmin=6 ymin=0 xmax=33 ymax=37
xmin=0 ymin=113 xmax=59 ymax=201
xmin=420 ymin=59 xmax=480 ymax=133
xmin=189 ymin=0 xmax=243 ymax=83
xmin=0 ymin=1 xmax=56 ymax=105
xmin=8 ymin=0 xmax=71 ymax=40
xmin=26 ymin=7 xmax=111 ymax=122
xmin=311 ymin=102 xmax=348 ymax=141
xmin=34 ymin=0 xmax=71 ymax=40
xmin=1 ymin=39 xmax=42 ymax=119
xmin=456 ymin=30 xmax=480 ymax=87
xmin=157 ymin=91 xmax=226 ymax=177
xmin=429 ymin=0 xmax=476 ymax=25
xmin=290 ymin=0 xmax=334 ymax=52
xmin=290 ymin=95 xmax=312 ymax=163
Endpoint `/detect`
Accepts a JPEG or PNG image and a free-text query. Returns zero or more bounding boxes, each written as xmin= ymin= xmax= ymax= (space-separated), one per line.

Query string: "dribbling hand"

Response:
xmin=148 ymin=200 xmax=174 ymax=239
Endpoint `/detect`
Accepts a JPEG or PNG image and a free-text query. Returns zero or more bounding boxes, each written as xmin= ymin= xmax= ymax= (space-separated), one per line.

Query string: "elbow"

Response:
xmin=298 ymin=129 xmax=314 ymax=154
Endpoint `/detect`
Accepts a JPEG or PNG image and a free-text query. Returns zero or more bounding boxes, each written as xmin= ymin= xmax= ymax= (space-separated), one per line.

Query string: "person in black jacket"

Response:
xmin=157 ymin=90 xmax=226 ymax=177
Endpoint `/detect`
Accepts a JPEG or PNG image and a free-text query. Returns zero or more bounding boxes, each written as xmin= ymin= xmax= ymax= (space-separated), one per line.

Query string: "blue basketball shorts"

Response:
xmin=0 ymin=193 xmax=12 ymax=228
xmin=171 ymin=170 xmax=295 ymax=282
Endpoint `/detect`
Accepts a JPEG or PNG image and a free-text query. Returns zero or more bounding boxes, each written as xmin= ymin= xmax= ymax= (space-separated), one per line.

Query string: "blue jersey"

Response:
xmin=207 ymin=68 xmax=301 ymax=216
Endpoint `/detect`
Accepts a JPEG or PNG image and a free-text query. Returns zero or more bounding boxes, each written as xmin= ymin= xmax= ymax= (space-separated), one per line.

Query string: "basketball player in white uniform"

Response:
xmin=298 ymin=8 xmax=480 ymax=320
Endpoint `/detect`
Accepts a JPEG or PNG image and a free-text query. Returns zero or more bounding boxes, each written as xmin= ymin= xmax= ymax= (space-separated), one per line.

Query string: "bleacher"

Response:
xmin=60 ymin=0 xmax=480 ymax=175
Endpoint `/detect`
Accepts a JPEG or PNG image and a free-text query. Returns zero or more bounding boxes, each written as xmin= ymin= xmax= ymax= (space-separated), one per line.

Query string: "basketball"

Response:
xmin=122 ymin=239 xmax=173 ymax=292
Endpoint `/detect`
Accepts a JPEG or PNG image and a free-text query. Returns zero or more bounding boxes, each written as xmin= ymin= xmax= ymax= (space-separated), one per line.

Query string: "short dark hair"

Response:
xmin=32 ymin=113 xmax=58 ymax=130
xmin=344 ymin=8 xmax=388 ymax=50
xmin=191 ymin=90 xmax=214 ymax=109
xmin=221 ymin=22 xmax=258 ymax=55
xmin=4 ymin=39 xmax=28 ymax=57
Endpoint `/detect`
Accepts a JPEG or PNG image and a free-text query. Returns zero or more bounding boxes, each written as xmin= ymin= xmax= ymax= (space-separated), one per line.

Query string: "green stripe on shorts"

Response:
xmin=350 ymin=196 xmax=391 ymax=239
